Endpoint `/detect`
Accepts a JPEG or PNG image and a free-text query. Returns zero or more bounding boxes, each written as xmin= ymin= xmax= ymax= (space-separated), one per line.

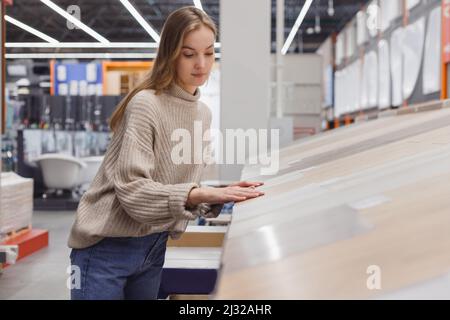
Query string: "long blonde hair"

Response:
xmin=109 ymin=6 xmax=217 ymax=131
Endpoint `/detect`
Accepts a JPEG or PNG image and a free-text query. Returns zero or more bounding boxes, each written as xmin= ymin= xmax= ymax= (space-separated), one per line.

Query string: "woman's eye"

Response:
xmin=184 ymin=53 xmax=194 ymax=58
xmin=205 ymin=52 xmax=214 ymax=56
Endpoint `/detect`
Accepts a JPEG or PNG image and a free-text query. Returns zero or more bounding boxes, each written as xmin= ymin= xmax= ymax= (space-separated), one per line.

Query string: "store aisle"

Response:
xmin=0 ymin=211 xmax=75 ymax=300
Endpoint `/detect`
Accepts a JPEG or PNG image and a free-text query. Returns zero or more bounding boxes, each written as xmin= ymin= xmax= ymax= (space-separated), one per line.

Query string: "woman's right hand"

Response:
xmin=187 ymin=186 xmax=264 ymax=207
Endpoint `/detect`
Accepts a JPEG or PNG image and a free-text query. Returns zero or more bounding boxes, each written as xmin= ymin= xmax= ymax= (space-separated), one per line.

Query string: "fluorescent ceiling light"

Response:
xmin=119 ymin=0 xmax=160 ymax=43
xmin=193 ymin=0 xmax=204 ymax=11
xmin=6 ymin=42 xmax=221 ymax=49
xmin=5 ymin=15 xmax=59 ymax=43
xmin=6 ymin=52 xmax=221 ymax=59
xmin=40 ymin=0 xmax=109 ymax=43
xmin=6 ymin=42 xmax=158 ymax=48
xmin=281 ymin=0 xmax=313 ymax=55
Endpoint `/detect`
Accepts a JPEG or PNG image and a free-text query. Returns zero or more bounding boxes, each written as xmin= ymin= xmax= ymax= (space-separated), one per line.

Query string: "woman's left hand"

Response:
xmin=228 ymin=181 xmax=264 ymax=188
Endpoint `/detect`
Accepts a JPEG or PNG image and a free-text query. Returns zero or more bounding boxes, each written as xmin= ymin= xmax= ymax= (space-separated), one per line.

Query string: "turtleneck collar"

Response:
xmin=166 ymin=82 xmax=201 ymax=104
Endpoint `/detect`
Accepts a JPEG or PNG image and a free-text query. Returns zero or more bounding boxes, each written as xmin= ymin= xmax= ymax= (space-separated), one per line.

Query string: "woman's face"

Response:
xmin=175 ymin=25 xmax=215 ymax=94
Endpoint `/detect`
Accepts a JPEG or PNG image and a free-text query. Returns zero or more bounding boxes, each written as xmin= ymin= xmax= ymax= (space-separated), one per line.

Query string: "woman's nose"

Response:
xmin=196 ymin=55 xmax=206 ymax=69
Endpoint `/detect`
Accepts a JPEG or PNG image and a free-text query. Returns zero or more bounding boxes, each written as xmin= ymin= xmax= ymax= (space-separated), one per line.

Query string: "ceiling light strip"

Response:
xmin=6 ymin=42 xmax=222 ymax=49
xmin=6 ymin=42 xmax=158 ymax=48
xmin=40 ymin=0 xmax=110 ymax=43
xmin=193 ymin=0 xmax=204 ymax=11
xmin=6 ymin=52 xmax=221 ymax=59
xmin=5 ymin=15 xmax=59 ymax=43
xmin=281 ymin=0 xmax=313 ymax=55
xmin=119 ymin=0 xmax=160 ymax=43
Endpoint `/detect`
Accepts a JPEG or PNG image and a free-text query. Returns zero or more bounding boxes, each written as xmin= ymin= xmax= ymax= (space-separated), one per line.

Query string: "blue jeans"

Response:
xmin=70 ymin=231 xmax=169 ymax=300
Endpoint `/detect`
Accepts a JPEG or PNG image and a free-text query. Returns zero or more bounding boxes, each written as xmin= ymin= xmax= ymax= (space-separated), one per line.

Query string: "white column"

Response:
xmin=219 ymin=0 xmax=271 ymax=180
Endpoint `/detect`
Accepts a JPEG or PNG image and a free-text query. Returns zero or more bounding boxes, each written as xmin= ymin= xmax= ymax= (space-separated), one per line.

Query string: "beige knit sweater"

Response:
xmin=68 ymin=83 xmax=222 ymax=249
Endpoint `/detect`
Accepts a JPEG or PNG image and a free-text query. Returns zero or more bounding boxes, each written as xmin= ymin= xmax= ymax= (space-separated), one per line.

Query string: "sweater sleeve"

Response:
xmin=113 ymin=94 xmax=199 ymax=224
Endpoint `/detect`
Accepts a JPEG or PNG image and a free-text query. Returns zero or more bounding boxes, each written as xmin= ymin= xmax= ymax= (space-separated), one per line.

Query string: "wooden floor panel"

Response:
xmin=215 ymin=107 xmax=450 ymax=299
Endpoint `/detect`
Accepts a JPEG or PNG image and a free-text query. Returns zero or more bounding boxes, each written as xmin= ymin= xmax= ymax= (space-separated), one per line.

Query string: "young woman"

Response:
xmin=68 ymin=6 xmax=264 ymax=300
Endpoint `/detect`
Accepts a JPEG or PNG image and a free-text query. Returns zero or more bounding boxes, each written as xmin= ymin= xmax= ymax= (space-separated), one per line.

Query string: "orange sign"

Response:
xmin=444 ymin=0 xmax=450 ymax=63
